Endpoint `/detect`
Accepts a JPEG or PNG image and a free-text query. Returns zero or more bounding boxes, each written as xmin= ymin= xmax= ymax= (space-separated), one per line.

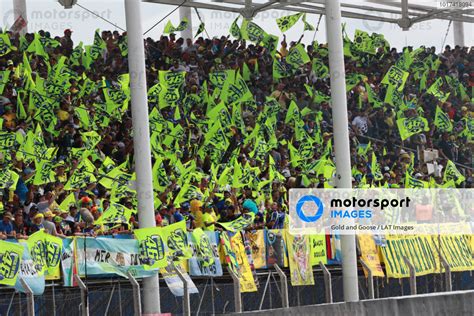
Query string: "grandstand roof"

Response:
xmin=143 ymin=0 xmax=474 ymax=28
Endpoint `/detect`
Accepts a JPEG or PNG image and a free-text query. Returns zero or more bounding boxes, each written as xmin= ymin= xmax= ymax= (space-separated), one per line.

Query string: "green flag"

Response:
xmin=95 ymin=202 xmax=133 ymax=226
xmin=230 ymin=16 xmax=241 ymax=39
xmin=33 ymin=160 xmax=56 ymax=185
xmin=302 ymin=13 xmax=315 ymax=31
xmin=443 ymin=160 xmax=465 ymax=185
xmin=59 ymin=193 xmax=76 ymax=212
xmin=286 ymin=44 xmax=311 ymax=68
xmin=16 ymin=92 xmax=27 ymax=120
xmin=276 ymin=13 xmax=303 ymax=32
xmin=220 ymin=72 xmax=253 ymax=104
xmin=381 ymin=66 xmax=409 ymax=91
xmin=405 ymin=172 xmax=428 ymax=188
xmin=434 ymin=106 xmax=453 ymax=132
xmin=64 ymin=158 xmax=97 ymax=190
xmin=75 ymin=106 xmax=90 ymax=129
xmin=260 ymin=33 xmax=279 ymax=54
xmin=27 ymin=230 xmax=62 ymax=276
xmin=240 ymin=19 xmax=266 ymax=43
xmin=0 ymin=169 xmax=19 ymax=190
xmin=0 ymin=70 xmax=10 ymax=95
xmin=26 ymin=33 xmax=48 ymax=59
xmin=18 ymin=35 xmax=28 ymax=52
xmin=427 ymin=77 xmax=450 ymax=102
xmin=118 ymin=36 xmax=128 ymax=56
xmin=134 ymin=226 xmax=167 ymax=269
xmin=370 ymin=152 xmax=383 ymax=181
xmin=0 ymin=241 xmax=23 ymax=286
xmin=312 ymin=58 xmax=329 ymax=79
xmin=352 ymin=29 xmax=375 ymax=54
xmin=396 ymin=117 xmax=429 ymax=140
xmin=217 ymin=213 xmax=255 ymax=232
xmin=0 ymin=33 xmax=15 ymax=56
xmin=90 ymin=29 xmax=106 ymax=60
xmin=273 ymin=56 xmax=292 ymax=80
xmin=195 ymin=22 xmax=205 ymax=38
xmin=164 ymin=17 xmax=189 ymax=34
xmin=242 ymin=62 xmax=251 ymax=81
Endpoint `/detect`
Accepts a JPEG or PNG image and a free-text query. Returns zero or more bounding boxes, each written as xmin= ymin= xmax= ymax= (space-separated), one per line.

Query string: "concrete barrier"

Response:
xmin=237 ymin=290 xmax=474 ymax=316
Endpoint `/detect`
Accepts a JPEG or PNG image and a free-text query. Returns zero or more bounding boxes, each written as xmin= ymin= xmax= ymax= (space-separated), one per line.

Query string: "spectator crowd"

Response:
xmin=0 ymin=22 xmax=472 ymax=241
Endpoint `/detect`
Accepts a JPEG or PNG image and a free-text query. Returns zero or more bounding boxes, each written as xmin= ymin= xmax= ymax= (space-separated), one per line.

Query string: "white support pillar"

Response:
xmin=453 ymin=21 xmax=465 ymax=47
xmin=325 ymin=0 xmax=359 ymax=303
xmin=179 ymin=5 xmax=193 ymax=40
xmin=453 ymin=0 xmax=465 ymax=47
xmin=124 ymin=1 xmax=161 ymax=315
xmin=13 ymin=0 xmax=28 ymax=34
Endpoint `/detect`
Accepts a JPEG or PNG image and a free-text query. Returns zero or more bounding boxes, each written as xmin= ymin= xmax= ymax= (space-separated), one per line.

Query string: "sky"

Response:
xmin=0 ymin=0 xmax=472 ymax=51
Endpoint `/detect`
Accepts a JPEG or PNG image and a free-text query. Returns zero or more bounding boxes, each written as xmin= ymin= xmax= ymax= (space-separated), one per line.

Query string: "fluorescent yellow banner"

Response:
xmin=358 ymin=235 xmax=384 ymax=277
xmin=286 ymin=231 xmax=314 ymax=286
xmin=162 ymin=221 xmax=192 ymax=260
xmin=309 ymin=234 xmax=327 ymax=266
xmin=231 ymin=233 xmax=257 ymax=292
xmin=245 ymin=230 xmax=266 ymax=269
xmin=0 ymin=241 xmax=23 ymax=286
xmin=220 ymin=231 xmax=240 ymax=276
xmin=381 ymin=235 xmax=439 ymax=278
xmin=134 ymin=227 xmax=167 ymax=270
xmin=436 ymin=235 xmax=473 ymax=272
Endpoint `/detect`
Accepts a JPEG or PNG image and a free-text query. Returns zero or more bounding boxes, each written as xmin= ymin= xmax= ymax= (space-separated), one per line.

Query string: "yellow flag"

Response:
xmin=230 ymin=233 xmax=257 ymax=292
xmin=0 ymin=241 xmax=23 ymax=286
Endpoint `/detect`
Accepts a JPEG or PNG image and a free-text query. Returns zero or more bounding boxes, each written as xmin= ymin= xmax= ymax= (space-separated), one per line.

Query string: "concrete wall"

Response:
xmin=239 ymin=290 xmax=474 ymax=316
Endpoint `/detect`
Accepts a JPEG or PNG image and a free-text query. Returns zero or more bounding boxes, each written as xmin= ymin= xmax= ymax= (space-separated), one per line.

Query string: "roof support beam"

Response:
xmin=143 ymin=0 xmax=474 ymax=25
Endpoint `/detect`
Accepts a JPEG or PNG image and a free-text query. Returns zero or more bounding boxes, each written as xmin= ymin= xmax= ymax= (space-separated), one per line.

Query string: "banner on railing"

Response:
xmin=74 ymin=237 xmax=158 ymax=278
xmin=286 ymin=232 xmax=314 ymax=286
xmin=0 ymin=226 xmax=472 ymax=295
xmin=188 ymin=230 xmax=223 ymax=277
xmin=358 ymin=235 xmax=384 ymax=277
xmin=160 ymin=264 xmax=199 ymax=297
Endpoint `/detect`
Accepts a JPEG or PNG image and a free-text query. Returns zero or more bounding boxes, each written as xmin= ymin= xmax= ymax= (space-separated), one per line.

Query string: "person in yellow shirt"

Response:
xmin=57 ymin=102 xmax=70 ymax=122
xmin=279 ymin=34 xmax=288 ymax=57
xmin=190 ymin=199 xmax=204 ymax=229
xmin=55 ymin=163 xmax=68 ymax=183
xmin=202 ymin=204 xmax=218 ymax=232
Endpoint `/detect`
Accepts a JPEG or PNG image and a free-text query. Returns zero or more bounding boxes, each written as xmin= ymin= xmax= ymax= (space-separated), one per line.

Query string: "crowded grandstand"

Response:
xmin=0 ymin=8 xmax=473 ymax=313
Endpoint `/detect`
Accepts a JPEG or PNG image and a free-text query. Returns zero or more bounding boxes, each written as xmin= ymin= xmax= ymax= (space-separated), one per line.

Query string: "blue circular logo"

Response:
xmin=296 ymin=195 xmax=324 ymax=222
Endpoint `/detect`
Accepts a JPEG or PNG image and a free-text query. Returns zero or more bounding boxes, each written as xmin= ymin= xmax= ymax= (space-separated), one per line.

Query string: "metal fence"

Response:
xmin=0 ymin=269 xmax=472 ymax=316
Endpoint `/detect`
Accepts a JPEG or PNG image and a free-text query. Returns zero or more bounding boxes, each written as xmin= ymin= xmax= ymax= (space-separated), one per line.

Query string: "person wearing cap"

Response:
xmin=43 ymin=210 xmax=61 ymax=237
xmin=173 ymin=202 xmax=195 ymax=231
xmin=30 ymin=213 xmax=45 ymax=234
xmin=57 ymin=209 xmax=73 ymax=236
xmin=0 ymin=212 xmax=14 ymax=237
xmin=242 ymin=199 xmax=259 ymax=216
xmin=78 ymin=199 xmax=95 ymax=230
